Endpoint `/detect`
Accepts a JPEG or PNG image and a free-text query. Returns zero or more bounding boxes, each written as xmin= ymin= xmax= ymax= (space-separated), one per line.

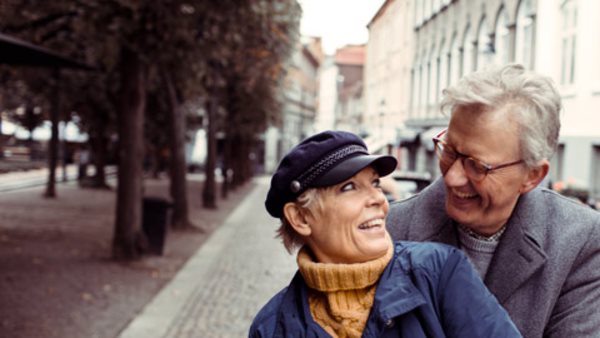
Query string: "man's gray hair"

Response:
xmin=441 ymin=64 xmax=562 ymax=167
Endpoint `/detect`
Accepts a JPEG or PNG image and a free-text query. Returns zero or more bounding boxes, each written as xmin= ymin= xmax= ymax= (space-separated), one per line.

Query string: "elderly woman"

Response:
xmin=250 ymin=130 xmax=521 ymax=338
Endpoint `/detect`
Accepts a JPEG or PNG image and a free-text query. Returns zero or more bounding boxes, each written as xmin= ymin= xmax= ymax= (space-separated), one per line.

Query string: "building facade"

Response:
xmin=397 ymin=0 xmax=600 ymax=203
xmin=315 ymin=44 xmax=366 ymax=137
xmin=264 ymin=36 xmax=322 ymax=173
xmin=365 ymin=0 xmax=415 ymax=161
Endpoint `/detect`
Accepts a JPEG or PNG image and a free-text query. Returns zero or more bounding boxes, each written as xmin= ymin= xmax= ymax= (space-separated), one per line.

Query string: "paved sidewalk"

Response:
xmin=118 ymin=176 xmax=297 ymax=338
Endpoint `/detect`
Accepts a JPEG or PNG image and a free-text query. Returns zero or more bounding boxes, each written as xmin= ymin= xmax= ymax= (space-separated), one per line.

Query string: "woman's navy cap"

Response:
xmin=265 ymin=130 xmax=397 ymax=218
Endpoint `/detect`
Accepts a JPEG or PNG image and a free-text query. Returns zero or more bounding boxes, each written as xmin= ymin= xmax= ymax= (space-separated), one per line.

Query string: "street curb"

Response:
xmin=117 ymin=178 xmax=265 ymax=338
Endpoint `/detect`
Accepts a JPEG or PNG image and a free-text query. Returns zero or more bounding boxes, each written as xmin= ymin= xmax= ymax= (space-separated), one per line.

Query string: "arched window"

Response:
xmin=495 ymin=7 xmax=510 ymax=64
xmin=437 ymin=39 xmax=447 ymax=103
xmin=560 ymin=0 xmax=577 ymax=85
xmin=476 ymin=17 xmax=493 ymax=69
xmin=449 ymin=34 xmax=460 ymax=85
xmin=421 ymin=53 xmax=428 ymax=116
xmin=515 ymin=0 xmax=535 ymax=68
xmin=427 ymin=48 xmax=436 ymax=113
xmin=462 ymin=25 xmax=475 ymax=76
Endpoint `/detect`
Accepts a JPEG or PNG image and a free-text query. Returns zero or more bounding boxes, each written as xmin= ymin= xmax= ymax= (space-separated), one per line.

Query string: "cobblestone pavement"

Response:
xmin=118 ymin=176 xmax=297 ymax=338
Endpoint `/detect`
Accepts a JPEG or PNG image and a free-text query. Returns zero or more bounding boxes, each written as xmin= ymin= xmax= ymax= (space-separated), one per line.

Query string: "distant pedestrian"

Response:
xmin=250 ymin=130 xmax=521 ymax=337
xmin=387 ymin=64 xmax=600 ymax=337
xmin=77 ymin=145 xmax=90 ymax=181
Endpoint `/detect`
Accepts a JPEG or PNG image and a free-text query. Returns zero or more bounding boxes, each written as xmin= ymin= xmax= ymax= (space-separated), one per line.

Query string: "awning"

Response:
xmin=420 ymin=126 xmax=446 ymax=151
xmin=0 ymin=33 xmax=94 ymax=70
xmin=397 ymin=128 xmax=420 ymax=146
xmin=363 ymin=135 xmax=395 ymax=154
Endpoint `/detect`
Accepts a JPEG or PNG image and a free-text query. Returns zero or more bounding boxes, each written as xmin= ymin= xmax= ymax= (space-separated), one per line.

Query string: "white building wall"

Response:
xmin=315 ymin=57 xmax=338 ymax=132
xmin=397 ymin=0 xmax=600 ymax=198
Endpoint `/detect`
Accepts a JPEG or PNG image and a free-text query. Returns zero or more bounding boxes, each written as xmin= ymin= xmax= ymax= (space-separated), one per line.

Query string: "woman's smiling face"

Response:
xmin=303 ymin=166 xmax=390 ymax=264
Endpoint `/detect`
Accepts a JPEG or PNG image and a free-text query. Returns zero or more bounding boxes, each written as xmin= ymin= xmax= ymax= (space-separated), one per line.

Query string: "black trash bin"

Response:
xmin=142 ymin=197 xmax=172 ymax=255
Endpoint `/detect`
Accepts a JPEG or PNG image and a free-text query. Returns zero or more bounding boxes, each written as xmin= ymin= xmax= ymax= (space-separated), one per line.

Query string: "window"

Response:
xmin=476 ymin=17 xmax=493 ymax=70
xmin=462 ymin=25 xmax=474 ymax=76
xmin=495 ymin=7 xmax=510 ymax=64
xmin=438 ymin=39 xmax=448 ymax=102
xmin=560 ymin=0 xmax=577 ymax=85
xmin=427 ymin=48 xmax=436 ymax=113
xmin=515 ymin=0 xmax=535 ymax=68
xmin=449 ymin=34 xmax=460 ymax=85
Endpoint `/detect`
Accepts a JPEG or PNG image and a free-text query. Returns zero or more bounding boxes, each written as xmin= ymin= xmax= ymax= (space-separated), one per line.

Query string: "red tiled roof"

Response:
xmin=334 ymin=45 xmax=365 ymax=66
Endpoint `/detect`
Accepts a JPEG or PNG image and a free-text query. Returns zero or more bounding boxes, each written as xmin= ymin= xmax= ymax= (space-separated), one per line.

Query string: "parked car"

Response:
xmin=388 ymin=170 xmax=432 ymax=201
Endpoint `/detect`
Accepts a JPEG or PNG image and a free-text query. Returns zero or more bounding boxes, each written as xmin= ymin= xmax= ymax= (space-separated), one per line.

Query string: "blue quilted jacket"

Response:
xmin=249 ymin=241 xmax=522 ymax=338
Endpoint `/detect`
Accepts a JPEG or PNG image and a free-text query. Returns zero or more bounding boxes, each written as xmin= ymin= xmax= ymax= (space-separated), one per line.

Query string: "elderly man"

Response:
xmin=387 ymin=64 xmax=600 ymax=338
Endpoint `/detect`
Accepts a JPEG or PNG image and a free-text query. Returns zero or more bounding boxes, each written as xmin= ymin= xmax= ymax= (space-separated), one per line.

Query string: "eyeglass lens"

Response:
xmin=435 ymin=141 xmax=488 ymax=180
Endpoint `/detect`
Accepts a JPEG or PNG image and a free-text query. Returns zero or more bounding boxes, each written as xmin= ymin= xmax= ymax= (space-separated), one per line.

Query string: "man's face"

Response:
xmin=441 ymin=105 xmax=533 ymax=235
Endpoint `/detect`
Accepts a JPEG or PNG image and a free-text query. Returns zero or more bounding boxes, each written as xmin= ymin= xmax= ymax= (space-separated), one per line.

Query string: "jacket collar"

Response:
xmin=371 ymin=247 xmax=427 ymax=321
xmin=425 ymin=178 xmax=547 ymax=303
xmin=483 ymin=188 xmax=547 ymax=303
xmin=275 ymin=250 xmax=428 ymax=335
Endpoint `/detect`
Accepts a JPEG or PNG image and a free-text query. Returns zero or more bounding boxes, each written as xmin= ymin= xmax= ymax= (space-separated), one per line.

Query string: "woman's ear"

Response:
xmin=283 ymin=202 xmax=312 ymax=237
xmin=520 ymin=159 xmax=550 ymax=194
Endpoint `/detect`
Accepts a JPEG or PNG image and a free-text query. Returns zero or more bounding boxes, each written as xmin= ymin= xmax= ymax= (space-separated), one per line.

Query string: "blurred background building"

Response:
xmin=266 ymin=0 xmax=599 ymax=205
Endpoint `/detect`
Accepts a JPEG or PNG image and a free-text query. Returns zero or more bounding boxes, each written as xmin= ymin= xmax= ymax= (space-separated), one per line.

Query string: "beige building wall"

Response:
xmin=365 ymin=0 xmax=412 ymax=153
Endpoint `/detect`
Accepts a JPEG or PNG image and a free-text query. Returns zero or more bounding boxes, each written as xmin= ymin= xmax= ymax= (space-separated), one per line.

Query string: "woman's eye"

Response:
xmin=373 ymin=178 xmax=381 ymax=188
xmin=340 ymin=182 xmax=355 ymax=192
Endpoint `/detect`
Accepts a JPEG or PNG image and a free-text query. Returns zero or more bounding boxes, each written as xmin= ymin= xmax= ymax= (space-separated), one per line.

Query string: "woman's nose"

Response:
xmin=367 ymin=186 xmax=387 ymax=206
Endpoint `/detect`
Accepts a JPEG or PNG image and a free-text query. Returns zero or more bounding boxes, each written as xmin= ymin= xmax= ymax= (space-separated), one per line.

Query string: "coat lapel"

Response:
xmin=420 ymin=179 xmax=459 ymax=247
xmin=483 ymin=191 xmax=547 ymax=304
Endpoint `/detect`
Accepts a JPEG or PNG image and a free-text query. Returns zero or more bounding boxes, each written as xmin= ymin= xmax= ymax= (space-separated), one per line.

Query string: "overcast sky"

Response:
xmin=298 ymin=0 xmax=385 ymax=55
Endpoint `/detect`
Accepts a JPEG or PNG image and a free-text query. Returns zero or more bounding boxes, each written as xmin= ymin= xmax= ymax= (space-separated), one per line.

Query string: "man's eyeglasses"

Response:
xmin=432 ymin=129 xmax=524 ymax=182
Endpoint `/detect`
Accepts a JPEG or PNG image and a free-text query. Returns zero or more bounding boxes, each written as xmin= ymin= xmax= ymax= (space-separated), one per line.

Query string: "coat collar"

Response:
xmin=274 ymin=250 xmax=428 ymax=336
xmin=423 ymin=178 xmax=547 ymax=303
xmin=483 ymin=189 xmax=547 ymax=303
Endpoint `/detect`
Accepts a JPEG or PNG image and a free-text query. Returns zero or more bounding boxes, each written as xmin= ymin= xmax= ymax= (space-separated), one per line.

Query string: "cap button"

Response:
xmin=290 ymin=180 xmax=301 ymax=193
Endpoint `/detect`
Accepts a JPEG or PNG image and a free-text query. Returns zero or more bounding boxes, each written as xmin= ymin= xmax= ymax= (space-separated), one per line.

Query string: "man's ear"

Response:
xmin=520 ymin=159 xmax=549 ymax=194
xmin=283 ymin=202 xmax=312 ymax=236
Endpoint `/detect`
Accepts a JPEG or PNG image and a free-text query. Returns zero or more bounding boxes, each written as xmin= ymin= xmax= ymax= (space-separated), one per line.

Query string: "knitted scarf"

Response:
xmin=297 ymin=240 xmax=393 ymax=338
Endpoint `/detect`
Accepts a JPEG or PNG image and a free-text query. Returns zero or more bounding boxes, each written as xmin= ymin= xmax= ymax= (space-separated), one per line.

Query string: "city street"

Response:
xmin=118 ymin=176 xmax=297 ymax=338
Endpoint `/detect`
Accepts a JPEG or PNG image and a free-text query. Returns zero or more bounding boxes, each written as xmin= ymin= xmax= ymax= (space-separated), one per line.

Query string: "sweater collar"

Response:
xmin=296 ymin=242 xmax=393 ymax=292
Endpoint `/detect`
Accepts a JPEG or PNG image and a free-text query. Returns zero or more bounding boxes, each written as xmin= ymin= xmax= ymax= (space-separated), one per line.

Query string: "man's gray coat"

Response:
xmin=387 ymin=178 xmax=600 ymax=338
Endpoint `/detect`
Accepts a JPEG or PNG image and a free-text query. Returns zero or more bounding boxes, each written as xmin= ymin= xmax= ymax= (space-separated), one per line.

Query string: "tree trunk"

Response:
xmin=163 ymin=70 xmax=191 ymax=229
xmin=203 ymin=97 xmax=217 ymax=209
xmin=44 ymin=69 xmax=60 ymax=198
xmin=112 ymin=48 xmax=146 ymax=260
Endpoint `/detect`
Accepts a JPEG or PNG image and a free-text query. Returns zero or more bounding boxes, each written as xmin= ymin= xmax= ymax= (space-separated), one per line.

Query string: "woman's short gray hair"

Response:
xmin=276 ymin=187 xmax=327 ymax=254
xmin=440 ymin=64 xmax=562 ymax=167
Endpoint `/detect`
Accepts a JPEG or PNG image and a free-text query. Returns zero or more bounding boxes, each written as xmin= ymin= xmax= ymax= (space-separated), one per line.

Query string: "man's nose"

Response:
xmin=443 ymin=159 xmax=470 ymax=186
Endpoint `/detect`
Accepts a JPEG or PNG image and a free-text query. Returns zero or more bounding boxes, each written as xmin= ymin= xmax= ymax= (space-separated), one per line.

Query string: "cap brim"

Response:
xmin=312 ymin=154 xmax=397 ymax=187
